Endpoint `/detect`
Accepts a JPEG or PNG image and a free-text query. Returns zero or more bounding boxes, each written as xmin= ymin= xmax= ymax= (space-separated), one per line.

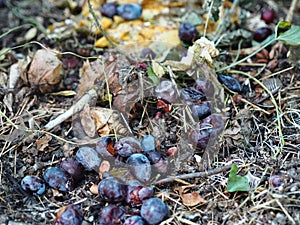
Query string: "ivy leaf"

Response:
xmin=276 ymin=25 xmax=300 ymax=46
xmin=227 ymin=164 xmax=250 ymax=192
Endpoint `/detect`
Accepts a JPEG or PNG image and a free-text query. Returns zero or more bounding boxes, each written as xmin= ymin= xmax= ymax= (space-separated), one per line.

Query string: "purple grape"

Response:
xmin=146 ymin=151 xmax=161 ymax=164
xmin=194 ymin=78 xmax=214 ymax=97
xmin=181 ymin=87 xmax=206 ymax=103
xmin=191 ymin=102 xmax=211 ymax=120
xmin=253 ymin=27 xmax=273 ymax=42
xmin=269 ymin=175 xmax=284 ymax=188
xmin=141 ymin=135 xmax=155 ymax=152
xmin=60 ymin=158 xmax=84 ymax=183
xmin=126 ymin=185 xmax=154 ymax=206
xmin=126 ymin=153 xmax=151 ymax=183
xmin=98 ymin=177 xmax=127 ymax=202
xmin=123 ymin=216 xmax=145 ymax=225
xmin=100 ymin=2 xmax=118 ymax=19
xmin=117 ymin=4 xmax=142 ymax=20
xmin=153 ymin=157 xmax=169 ymax=175
xmin=155 ymin=80 xmax=178 ymax=103
xmin=189 ymin=126 xmax=211 ymax=149
xmin=21 ymin=175 xmax=46 ymax=195
xmin=261 ymin=8 xmax=275 ymax=24
xmin=97 ymin=205 xmax=125 ymax=225
xmin=179 ymin=23 xmax=199 ymax=45
xmin=218 ymin=74 xmax=242 ymax=93
xmin=76 ymin=146 xmax=102 ymax=171
xmin=43 ymin=167 xmax=74 ymax=192
xmin=55 ymin=204 xmax=83 ymax=225
xmin=114 ymin=137 xmax=142 ymax=158
xmin=96 ymin=136 xmax=116 ymax=159
xmin=140 ymin=198 xmax=169 ymax=225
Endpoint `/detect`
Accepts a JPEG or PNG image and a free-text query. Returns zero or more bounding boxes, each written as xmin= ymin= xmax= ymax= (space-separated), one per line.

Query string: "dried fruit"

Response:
xmin=261 ymin=8 xmax=275 ymax=24
xmin=60 ymin=158 xmax=84 ymax=183
xmin=145 ymin=151 xmax=161 ymax=164
xmin=141 ymin=135 xmax=155 ymax=152
xmin=21 ymin=175 xmax=46 ymax=195
xmin=178 ymin=23 xmax=199 ymax=45
xmin=98 ymin=177 xmax=127 ymax=202
xmin=218 ymin=74 xmax=242 ymax=93
xmin=117 ymin=4 xmax=142 ymax=20
xmin=43 ymin=167 xmax=74 ymax=192
xmin=123 ymin=216 xmax=145 ymax=225
xmin=100 ymin=2 xmax=118 ymax=19
xmin=97 ymin=205 xmax=125 ymax=225
xmin=181 ymin=87 xmax=206 ymax=103
xmin=126 ymin=153 xmax=151 ymax=183
xmin=194 ymin=78 xmax=214 ymax=97
xmin=96 ymin=136 xmax=116 ymax=159
xmin=253 ymin=27 xmax=273 ymax=42
xmin=55 ymin=205 xmax=83 ymax=225
xmin=76 ymin=146 xmax=102 ymax=171
xmin=140 ymin=198 xmax=169 ymax=225
xmin=155 ymin=80 xmax=178 ymax=103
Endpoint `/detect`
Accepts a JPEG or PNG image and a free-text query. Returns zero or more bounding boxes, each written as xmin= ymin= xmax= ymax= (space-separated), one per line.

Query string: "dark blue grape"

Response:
xmin=181 ymin=87 xmax=206 ymax=103
xmin=191 ymin=102 xmax=211 ymax=120
xmin=21 ymin=175 xmax=46 ymax=195
xmin=96 ymin=136 xmax=116 ymax=159
xmin=97 ymin=205 xmax=125 ymax=225
xmin=43 ymin=167 xmax=74 ymax=192
xmin=194 ymin=78 xmax=214 ymax=97
xmin=155 ymin=80 xmax=178 ymax=103
xmin=178 ymin=23 xmax=199 ymax=45
xmin=218 ymin=74 xmax=242 ymax=93
xmin=55 ymin=204 xmax=83 ymax=225
xmin=60 ymin=158 xmax=84 ymax=183
xmin=146 ymin=151 xmax=161 ymax=164
xmin=253 ymin=27 xmax=273 ymax=42
xmin=117 ymin=4 xmax=142 ymax=20
xmin=76 ymin=146 xmax=102 ymax=171
xmin=98 ymin=177 xmax=127 ymax=202
xmin=100 ymin=2 xmax=118 ymax=18
xmin=126 ymin=153 xmax=151 ymax=183
xmin=140 ymin=198 xmax=169 ymax=225
xmin=141 ymin=135 xmax=155 ymax=152
xmin=123 ymin=216 xmax=145 ymax=225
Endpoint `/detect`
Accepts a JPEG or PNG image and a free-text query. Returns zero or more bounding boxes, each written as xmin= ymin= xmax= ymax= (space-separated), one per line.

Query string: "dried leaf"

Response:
xmin=152 ymin=60 xmax=165 ymax=77
xmin=89 ymin=183 xmax=99 ymax=195
xmin=80 ymin=104 xmax=96 ymax=137
xmin=36 ymin=135 xmax=52 ymax=152
xmin=25 ymin=49 xmax=63 ymax=93
xmin=181 ymin=192 xmax=206 ymax=207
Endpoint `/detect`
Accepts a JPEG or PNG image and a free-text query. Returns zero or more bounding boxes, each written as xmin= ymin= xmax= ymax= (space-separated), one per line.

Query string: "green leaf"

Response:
xmin=227 ymin=164 xmax=250 ymax=192
xmin=276 ymin=25 xmax=300 ymax=46
xmin=147 ymin=66 xmax=160 ymax=85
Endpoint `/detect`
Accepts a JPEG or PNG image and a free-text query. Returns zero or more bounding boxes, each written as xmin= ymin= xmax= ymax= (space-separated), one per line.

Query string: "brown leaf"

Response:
xmin=181 ymin=192 xmax=206 ymax=207
xmin=25 ymin=49 xmax=63 ymax=93
xmin=89 ymin=183 xmax=99 ymax=195
xmin=36 ymin=135 xmax=52 ymax=152
xmin=80 ymin=104 xmax=96 ymax=137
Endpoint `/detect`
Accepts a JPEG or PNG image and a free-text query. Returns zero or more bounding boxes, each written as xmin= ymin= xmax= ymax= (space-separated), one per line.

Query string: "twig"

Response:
xmin=154 ymin=163 xmax=232 ymax=186
xmin=87 ymin=0 xmax=136 ymax=63
xmin=44 ymin=89 xmax=97 ymax=131
xmin=285 ymin=0 xmax=298 ymax=22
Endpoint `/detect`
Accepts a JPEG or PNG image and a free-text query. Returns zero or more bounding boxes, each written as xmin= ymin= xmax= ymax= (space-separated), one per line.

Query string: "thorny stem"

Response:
xmin=154 ymin=163 xmax=232 ymax=186
xmin=228 ymin=70 xmax=285 ymax=157
xmin=87 ymin=0 xmax=136 ymax=63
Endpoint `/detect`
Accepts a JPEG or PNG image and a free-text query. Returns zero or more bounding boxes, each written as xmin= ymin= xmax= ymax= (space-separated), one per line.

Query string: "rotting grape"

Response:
xmin=126 ymin=153 xmax=151 ymax=183
xmin=261 ymin=8 xmax=275 ymax=24
xmin=181 ymin=87 xmax=206 ymax=103
xmin=114 ymin=137 xmax=142 ymax=158
xmin=76 ymin=146 xmax=102 ymax=171
xmin=140 ymin=198 xmax=169 ymax=225
xmin=60 ymin=158 xmax=84 ymax=183
xmin=191 ymin=102 xmax=211 ymax=120
xmin=98 ymin=177 xmax=127 ymax=202
xmin=126 ymin=185 xmax=154 ymax=206
xmin=43 ymin=167 xmax=74 ymax=192
xmin=96 ymin=136 xmax=116 ymax=159
xmin=123 ymin=216 xmax=145 ymax=225
xmin=97 ymin=205 xmax=125 ymax=225
xmin=21 ymin=175 xmax=46 ymax=195
xmin=155 ymin=80 xmax=178 ymax=103
xmin=117 ymin=4 xmax=142 ymax=21
xmin=55 ymin=204 xmax=83 ymax=225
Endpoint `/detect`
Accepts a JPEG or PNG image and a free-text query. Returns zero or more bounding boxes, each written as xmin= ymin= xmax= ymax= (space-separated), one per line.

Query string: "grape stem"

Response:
xmin=154 ymin=163 xmax=232 ymax=186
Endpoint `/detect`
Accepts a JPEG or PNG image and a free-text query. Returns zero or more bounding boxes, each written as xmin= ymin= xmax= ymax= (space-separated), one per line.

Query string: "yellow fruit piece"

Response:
xmin=99 ymin=17 xmax=113 ymax=30
xmin=94 ymin=37 xmax=111 ymax=48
